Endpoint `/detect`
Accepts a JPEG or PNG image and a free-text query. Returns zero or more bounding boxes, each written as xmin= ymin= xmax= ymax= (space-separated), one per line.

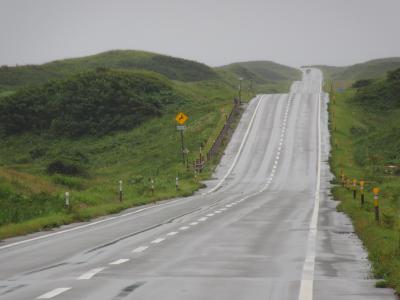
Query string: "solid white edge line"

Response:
xmin=77 ymin=267 xmax=105 ymax=280
xmin=298 ymin=74 xmax=322 ymax=300
xmin=37 ymin=287 xmax=71 ymax=299
xmin=0 ymin=195 xmax=186 ymax=251
xmin=202 ymin=95 xmax=264 ymax=195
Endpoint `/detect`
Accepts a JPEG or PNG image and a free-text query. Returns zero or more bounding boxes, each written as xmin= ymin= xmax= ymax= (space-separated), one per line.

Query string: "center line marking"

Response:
xmin=132 ymin=246 xmax=148 ymax=253
xmin=37 ymin=287 xmax=71 ymax=299
xmin=179 ymin=226 xmax=189 ymax=230
xmin=78 ymin=267 xmax=105 ymax=280
xmin=151 ymin=238 xmax=165 ymax=244
xmin=190 ymin=222 xmax=199 ymax=225
xmin=206 ymin=213 xmax=214 ymax=217
xmin=167 ymin=231 xmax=178 ymax=236
xmin=110 ymin=258 xmax=130 ymax=265
xmin=198 ymin=217 xmax=208 ymax=221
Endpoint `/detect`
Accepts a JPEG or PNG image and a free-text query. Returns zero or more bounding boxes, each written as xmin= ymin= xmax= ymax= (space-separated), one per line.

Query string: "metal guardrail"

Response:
xmin=206 ymin=98 xmax=240 ymax=162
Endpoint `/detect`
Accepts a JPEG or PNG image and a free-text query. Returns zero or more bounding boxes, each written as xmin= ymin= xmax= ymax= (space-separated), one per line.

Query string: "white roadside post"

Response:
xmin=65 ymin=192 xmax=70 ymax=208
xmin=119 ymin=180 xmax=123 ymax=202
xmin=175 ymin=176 xmax=179 ymax=191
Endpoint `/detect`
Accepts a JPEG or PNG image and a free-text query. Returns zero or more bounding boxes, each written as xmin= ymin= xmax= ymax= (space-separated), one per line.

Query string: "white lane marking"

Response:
xmin=206 ymin=213 xmax=214 ymax=217
xmin=132 ymin=246 xmax=148 ymax=253
xmin=198 ymin=217 xmax=208 ymax=222
xmin=37 ymin=288 xmax=71 ymax=299
xmin=220 ymin=208 xmax=227 ymax=211
xmin=214 ymin=211 xmax=222 ymax=214
xmin=225 ymin=204 xmax=232 ymax=207
xmin=78 ymin=268 xmax=105 ymax=280
xmin=190 ymin=222 xmax=199 ymax=225
xmin=151 ymin=238 xmax=165 ymax=244
xmin=179 ymin=226 xmax=189 ymax=230
xmin=110 ymin=258 xmax=130 ymax=265
xmin=203 ymin=95 xmax=264 ymax=195
xmin=167 ymin=231 xmax=178 ymax=236
xmin=298 ymin=76 xmax=322 ymax=300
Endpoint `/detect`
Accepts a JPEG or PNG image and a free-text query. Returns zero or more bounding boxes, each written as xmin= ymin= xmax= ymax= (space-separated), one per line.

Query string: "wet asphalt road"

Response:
xmin=0 ymin=69 xmax=397 ymax=300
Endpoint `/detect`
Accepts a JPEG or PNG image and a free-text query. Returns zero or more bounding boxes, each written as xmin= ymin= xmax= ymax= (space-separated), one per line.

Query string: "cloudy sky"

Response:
xmin=1 ymin=0 xmax=399 ymax=67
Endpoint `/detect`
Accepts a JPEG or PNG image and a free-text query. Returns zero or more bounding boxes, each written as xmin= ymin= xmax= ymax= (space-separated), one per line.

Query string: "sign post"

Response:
xmin=352 ymin=179 xmax=357 ymax=199
xmin=175 ymin=112 xmax=188 ymax=164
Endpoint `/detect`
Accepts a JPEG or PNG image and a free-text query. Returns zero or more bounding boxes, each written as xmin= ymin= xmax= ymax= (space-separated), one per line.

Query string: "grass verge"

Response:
xmin=328 ymin=87 xmax=400 ymax=293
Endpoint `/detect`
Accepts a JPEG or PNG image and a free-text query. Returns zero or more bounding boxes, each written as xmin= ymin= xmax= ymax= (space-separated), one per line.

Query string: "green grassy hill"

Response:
xmin=314 ymin=57 xmax=400 ymax=81
xmin=0 ymin=50 xmax=219 ymax=90
xmin=216 ymin=61 xmax=301 ymax=93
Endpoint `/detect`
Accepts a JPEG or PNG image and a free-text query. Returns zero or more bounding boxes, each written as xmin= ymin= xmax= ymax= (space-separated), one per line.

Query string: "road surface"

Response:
xmin=0 ymin=69 xmax=396 ymax=300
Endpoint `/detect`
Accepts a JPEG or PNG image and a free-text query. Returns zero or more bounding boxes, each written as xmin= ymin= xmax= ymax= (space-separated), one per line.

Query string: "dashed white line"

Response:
xmin=151 ymin=238 xmax=165 ymax=244
xmin=179 ymin=226 xmax=189 ymax=230
xmin=166 ymin=231 xmax=178 ymax=236
xmin=214 ymin=211 xmax=222 ymax=214
xmin=37 ymin=288 xmax=71 ymax=299
xmin=198 ymin=217 xmax=208 ymax=221
xmin=132 ymin=246 xmax=148 ymax=253
xmin=190 ymin=222 xmax=199 ymax=225
xmin=78 ymin=267 xmax=105 ymax=280
xmin=206 ymin=213 xmax=214 ymax=217
xmin=110 ymin=258 xmax=130 ymax=265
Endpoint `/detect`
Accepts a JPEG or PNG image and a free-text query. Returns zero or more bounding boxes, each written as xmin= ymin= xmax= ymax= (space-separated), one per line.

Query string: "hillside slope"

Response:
xmin=217 ymin=60 xmax=301 ymax=93
xmin=0 ymin=50 xmax=219 ymax=89
xmin=315 ymin=57 xmax=400 ymax=81
xmin=0 ymin=69 xmax=181 ymax=137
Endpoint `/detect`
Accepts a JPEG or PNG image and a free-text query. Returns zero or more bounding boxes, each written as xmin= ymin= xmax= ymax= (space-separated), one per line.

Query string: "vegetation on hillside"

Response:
xmin=314 ymin=57 xmax=400 ymax=82
xmin=0 ymin=68 xmax=181 ymax=137
xmin=327 ymin=67 xmax=400 ymax=293
xmin=217 ymin=60 xmax=301 ymax=93
xmin=0 ymin=50 xmax=219 ymax=89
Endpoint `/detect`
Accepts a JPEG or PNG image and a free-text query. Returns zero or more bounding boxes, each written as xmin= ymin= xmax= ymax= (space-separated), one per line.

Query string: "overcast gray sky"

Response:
xmin=1 ymin=0 xmax=399 ymax=68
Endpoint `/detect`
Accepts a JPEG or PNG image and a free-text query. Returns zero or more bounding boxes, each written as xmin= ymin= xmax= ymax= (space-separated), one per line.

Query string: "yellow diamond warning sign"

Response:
xmin=175 ymin=112 xmax=188 ymax=125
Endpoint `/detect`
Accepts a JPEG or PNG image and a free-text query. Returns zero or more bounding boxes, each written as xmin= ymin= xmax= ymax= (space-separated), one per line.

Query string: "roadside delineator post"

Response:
xmin=352 ymin=179 xmax=357 ymax=200
xmin=373 ymin=187 xmax=380 ymax=224
xmin=360 ymin=180 xmax=365 ymax=207
xmin=175 ymin=176 xmax=179 ymax=191
xmin=151 ymin=178 xmax=155 ymax=196
xmin=65 ymin=191 xmax=70 ymax=208
xmin=119 ymin=180 xmax=123 ymax=202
